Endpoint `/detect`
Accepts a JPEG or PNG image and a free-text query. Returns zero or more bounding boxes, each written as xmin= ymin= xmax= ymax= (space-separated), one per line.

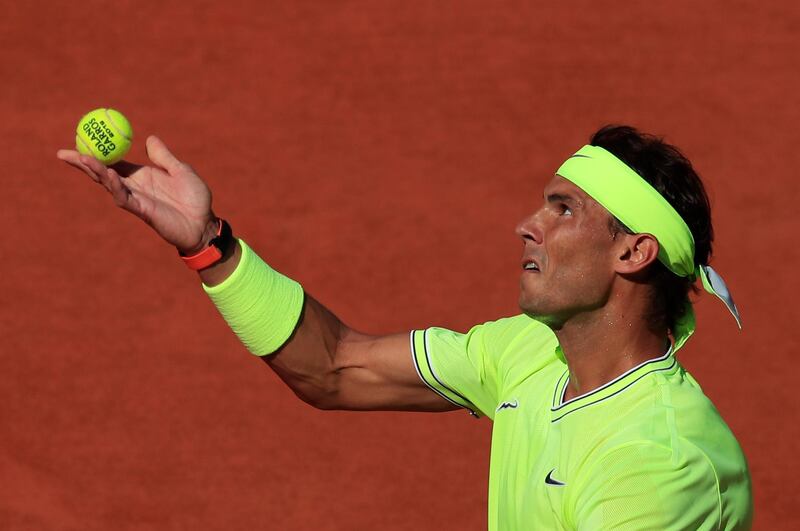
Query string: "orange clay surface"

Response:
xmin=1 ymin=1 xmax=798 ymax=529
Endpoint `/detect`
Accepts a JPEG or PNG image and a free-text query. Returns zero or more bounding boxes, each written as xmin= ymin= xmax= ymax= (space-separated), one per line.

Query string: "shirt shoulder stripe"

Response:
xmin=410 ymin=329 xmax=478 ymax=414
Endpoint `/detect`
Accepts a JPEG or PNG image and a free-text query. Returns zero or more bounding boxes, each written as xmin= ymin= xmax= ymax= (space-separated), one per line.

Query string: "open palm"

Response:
xmin=58 ymin=136 xmax=216 ymax=254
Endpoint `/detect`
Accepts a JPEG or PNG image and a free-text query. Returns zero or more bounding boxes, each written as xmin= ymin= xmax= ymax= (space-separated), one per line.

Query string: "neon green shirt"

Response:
xmin=411 ymin=315 xmax=752 ymax=530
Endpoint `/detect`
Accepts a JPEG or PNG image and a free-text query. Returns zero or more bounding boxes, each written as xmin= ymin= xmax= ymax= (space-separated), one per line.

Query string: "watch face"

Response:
xmin=213 ymin=219 xmax=234 ymax=253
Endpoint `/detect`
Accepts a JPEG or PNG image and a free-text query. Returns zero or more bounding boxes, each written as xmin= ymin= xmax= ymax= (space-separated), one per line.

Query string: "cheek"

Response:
xmin=551 ymin=228 xmax=615 ymax=285
xmin=551 ymin=260 xmax=603 ymax=297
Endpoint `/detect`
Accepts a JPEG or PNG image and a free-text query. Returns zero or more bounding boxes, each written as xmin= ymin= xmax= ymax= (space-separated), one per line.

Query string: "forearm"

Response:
xmin=199 ymin=237 xmax=441 ymax=412
xmin=263 ymin=296 xmax=350 ymax=409
xmin=200 ymin=237 xmax=349 ymax=408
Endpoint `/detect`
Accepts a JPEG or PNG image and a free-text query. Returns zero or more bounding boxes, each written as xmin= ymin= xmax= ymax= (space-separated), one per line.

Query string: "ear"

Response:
xmin=614 ymin=233 xmax=660 ymax=274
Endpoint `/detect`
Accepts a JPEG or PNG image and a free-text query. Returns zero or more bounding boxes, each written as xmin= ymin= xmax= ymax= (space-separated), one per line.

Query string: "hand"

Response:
xmin=58 ymin=135 xmax=218 ymax=254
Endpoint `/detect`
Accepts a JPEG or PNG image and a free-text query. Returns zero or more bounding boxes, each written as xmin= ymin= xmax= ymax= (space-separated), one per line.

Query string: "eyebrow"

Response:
xmin=545 ymin=193 xmax=577 ymax=205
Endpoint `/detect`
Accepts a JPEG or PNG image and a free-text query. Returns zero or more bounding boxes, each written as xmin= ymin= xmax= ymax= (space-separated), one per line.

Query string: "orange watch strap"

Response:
xmin=180 ymin=219 xmax=233 ymax=270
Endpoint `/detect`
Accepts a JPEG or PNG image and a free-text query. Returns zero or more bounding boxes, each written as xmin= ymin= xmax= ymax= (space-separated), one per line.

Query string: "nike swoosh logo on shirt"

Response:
xmin=545 ymin=469 xmax=566 ymax=486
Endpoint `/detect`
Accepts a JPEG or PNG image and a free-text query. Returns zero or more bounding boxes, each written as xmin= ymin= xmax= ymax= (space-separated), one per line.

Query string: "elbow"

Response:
xmin=295 ymin=387 xmax=342 ymax=411
xmin=287 ymin=370 xmax=346 ymax=411
xmin=308 ymin=394 xmax=343 ymax=411
xmin=263 ymin=325 xmax=355 ymax=410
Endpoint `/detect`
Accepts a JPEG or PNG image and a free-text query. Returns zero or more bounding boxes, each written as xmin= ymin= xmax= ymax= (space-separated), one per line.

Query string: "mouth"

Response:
xmin=521 ymin=258 xmax=541 ymax=273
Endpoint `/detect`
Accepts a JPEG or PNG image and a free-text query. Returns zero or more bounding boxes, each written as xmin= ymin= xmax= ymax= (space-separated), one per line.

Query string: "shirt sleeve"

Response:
xmin=572 ymin=441 xmax=751 ymax=530
xmin=410 ymin=315 xmax=543 ymax=418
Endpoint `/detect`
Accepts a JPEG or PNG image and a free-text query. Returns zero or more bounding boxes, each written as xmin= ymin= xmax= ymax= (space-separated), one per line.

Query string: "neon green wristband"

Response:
xmin=203 ymin=239 xmax=305 ymax=356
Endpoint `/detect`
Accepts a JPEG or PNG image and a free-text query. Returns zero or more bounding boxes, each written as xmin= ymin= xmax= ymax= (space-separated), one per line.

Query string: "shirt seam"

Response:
xmin=689 ymin=437 xmax=724 ymax=530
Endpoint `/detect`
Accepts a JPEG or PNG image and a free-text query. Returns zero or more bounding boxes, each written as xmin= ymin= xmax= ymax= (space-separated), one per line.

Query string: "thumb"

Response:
xmin=146 ymin=135 xmax=183 ymax=174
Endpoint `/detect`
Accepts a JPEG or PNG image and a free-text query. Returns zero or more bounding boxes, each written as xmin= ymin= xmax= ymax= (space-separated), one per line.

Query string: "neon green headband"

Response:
xmin=556 ymin=145 xmax=741 ymax=351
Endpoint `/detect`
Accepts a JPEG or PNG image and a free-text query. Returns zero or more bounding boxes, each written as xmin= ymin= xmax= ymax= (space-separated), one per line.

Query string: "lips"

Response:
xmin=522 ymin=257 xmax=541 ymax=272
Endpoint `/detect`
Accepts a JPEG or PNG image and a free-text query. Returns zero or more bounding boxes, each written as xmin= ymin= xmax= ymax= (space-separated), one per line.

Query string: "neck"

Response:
xmin=553 ymin=293 xmax=669 ymax=402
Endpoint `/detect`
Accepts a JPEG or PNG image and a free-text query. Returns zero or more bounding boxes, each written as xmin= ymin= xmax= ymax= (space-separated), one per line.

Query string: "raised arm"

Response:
xmin=58 ymin=137 xmax=457 ymax=413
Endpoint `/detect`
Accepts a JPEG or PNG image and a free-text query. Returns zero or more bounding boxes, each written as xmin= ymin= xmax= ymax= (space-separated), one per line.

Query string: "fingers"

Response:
xmin=57 ymin=149 xmax=142 ymax=217
xmin=80 ymin=154 xmax=109 ymax=179
xmin=106 ymin=167 xmax=136 ymax=211
xmin=98 ymin=165 xmax=140 ymax=215
xmin=109 ymin=159 xmax=143 ymax=178
xmin=56 ymin=149 xmax=79 ymax=163
xmin=145 ymin=135 xmax=183 ymax=174
xmin=75 ymin=154 xmax=135 ymax=208
xmin=57 ymin=149 xmax=103 ymax=183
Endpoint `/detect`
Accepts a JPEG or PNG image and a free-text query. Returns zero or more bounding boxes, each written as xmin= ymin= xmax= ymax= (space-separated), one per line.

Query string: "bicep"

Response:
xmin=332 ymin=330 xmax=461 ymax=412
xmin=329 ymin=316 xmax=513 ymax=415
xmin=265 ymin=296 xmax=458 ymax=412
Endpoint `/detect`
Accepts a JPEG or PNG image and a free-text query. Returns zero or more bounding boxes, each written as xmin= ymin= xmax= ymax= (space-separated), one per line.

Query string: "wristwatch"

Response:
xmin=179 ymin=218 xmax=234 ymax=270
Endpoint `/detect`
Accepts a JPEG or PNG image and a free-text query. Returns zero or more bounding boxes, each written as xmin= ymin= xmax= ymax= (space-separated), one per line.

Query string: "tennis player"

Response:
xmin=58 ymin=124 xmax=753 ymax=529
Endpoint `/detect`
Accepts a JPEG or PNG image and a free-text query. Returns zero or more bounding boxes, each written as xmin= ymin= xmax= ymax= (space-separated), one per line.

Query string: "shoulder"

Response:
xmin=648 ymin=364 xmax=751 ymax=478
xmin=574 ymin=439 xmax=752 ymax=529
xmin=569 ymin=368 xmax=754 ymax=529
xmin=418 ymin=314 xmax=561 ymax=397
xmin=474 ymin=314 xmax=559 ymax=375
xmin=472 ymin=313 xmax=554 ymax=348
xmin=608 ymin=365 xmax=751 ymax=493
xmin=422 ymin=313 xmax=556 ymax=359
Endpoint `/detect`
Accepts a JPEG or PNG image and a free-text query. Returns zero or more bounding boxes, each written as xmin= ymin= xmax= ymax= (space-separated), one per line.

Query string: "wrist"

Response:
xmin=179 ymin=218 xmax=236 ymax=271
xmin=198 ymin=238 xmax=241 ymax=286
xmin=179 ymin=218 xmax=222 ymax=256
xmin=202 ymin=240 xmax=305 ymax=356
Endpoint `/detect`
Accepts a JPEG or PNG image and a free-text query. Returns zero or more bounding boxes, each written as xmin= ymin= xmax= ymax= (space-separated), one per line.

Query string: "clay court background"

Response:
xmin=2 ymin=1 xmax=798 ymax=529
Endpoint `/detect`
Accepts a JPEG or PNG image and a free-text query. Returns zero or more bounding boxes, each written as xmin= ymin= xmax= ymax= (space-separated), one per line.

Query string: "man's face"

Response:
xmin=516 ymin=175 xmax=620 ymax=328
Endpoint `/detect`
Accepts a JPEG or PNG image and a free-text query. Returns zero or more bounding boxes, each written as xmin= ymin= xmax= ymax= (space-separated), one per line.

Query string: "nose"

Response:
xmin=515 ymin=211 xmax=543 ymax=244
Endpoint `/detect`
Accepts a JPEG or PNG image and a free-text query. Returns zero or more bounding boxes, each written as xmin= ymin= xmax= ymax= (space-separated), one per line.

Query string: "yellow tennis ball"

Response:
xmin=75 ymin=108 xmax=133 ymax=165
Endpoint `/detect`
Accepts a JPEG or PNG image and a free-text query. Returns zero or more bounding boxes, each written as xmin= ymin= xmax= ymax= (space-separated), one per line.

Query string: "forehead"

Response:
xmin=543 ymin=175 xmax=591 ymax=202
xmin=543 ymin=174 xmax=612 ymax=217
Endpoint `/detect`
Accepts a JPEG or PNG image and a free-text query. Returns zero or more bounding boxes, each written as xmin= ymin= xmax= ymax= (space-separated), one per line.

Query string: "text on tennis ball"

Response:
xmin=82 ymin=117 xmax=119 ymax=157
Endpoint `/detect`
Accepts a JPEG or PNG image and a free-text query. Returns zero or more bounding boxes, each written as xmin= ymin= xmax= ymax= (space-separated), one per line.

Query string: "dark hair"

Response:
xmin=590 ymin=125 xmax=714 ymax=335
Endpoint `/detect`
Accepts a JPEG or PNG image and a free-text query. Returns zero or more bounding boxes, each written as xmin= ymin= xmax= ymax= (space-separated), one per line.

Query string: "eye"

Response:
xmin=560 ymin=204 xmax=573 ymax=216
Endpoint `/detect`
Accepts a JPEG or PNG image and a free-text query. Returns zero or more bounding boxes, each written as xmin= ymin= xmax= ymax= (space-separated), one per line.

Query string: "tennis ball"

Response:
xmin=75 ymin=108 xmax=133 ymax=165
